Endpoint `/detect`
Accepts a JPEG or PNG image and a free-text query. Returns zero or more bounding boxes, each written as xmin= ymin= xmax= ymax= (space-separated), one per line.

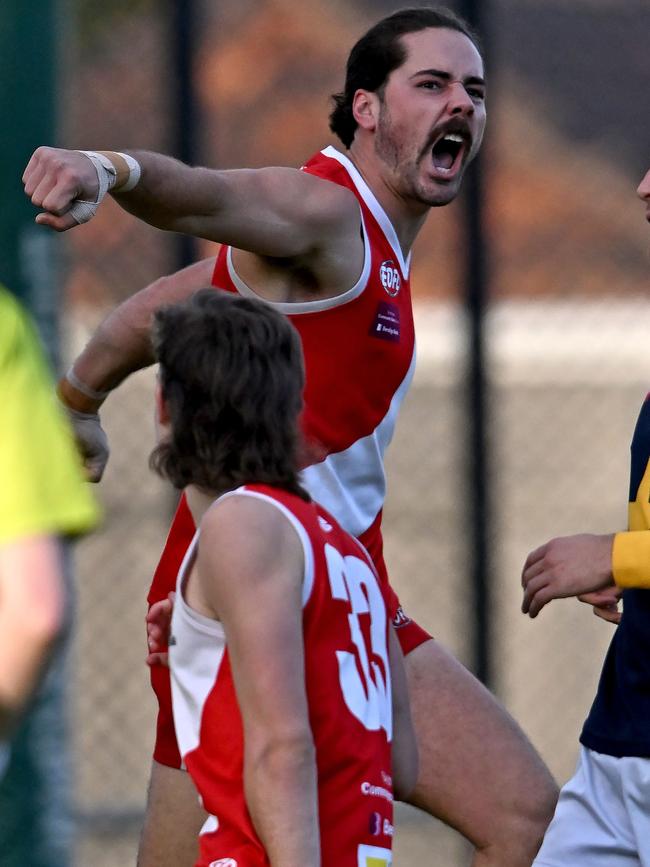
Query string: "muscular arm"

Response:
xmin=0 ymin=535 xmax=64 ymax=739
xmin=117 ymin=155 xmax=358 ymax=259
xmin=70 ymin=258 xmax=216 ymax=400
xmin=23 ymin=147 xmax=361 ymax=265
xmin=195 ymin=497 xmax=320 ymax=867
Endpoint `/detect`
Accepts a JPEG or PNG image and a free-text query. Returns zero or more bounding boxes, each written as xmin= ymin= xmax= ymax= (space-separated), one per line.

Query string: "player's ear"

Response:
xmin=352 ymin=89 xmax=380 ymax=132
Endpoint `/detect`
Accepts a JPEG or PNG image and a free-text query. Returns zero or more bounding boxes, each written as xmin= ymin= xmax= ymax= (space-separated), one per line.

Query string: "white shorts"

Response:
xmin=534 ymin=746 xmax=650 ymax=867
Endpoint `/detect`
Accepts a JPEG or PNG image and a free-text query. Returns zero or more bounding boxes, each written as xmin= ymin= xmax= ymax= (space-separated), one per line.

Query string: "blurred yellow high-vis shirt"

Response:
xmin=0 ymin=284 xmax=99 ymax=543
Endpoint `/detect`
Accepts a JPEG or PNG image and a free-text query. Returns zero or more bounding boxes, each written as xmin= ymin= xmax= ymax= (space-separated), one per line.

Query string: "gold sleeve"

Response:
xmin=612 ymin=531 xmax=650 ymax=589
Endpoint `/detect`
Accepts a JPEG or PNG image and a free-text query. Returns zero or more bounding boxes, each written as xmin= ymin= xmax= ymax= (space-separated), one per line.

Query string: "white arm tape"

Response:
xmin=66 ymin=367 xmax=111 ymax=401
xmin=118 ymin=153 xmax=142 ymax=192
xmin=68 ymin=150 xmax=141 ymax=225
xmin=68 ymin=151 xmax=111 ymax=225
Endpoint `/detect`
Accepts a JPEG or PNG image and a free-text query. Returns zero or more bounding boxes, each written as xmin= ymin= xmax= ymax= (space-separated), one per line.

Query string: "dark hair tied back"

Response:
xmin=329 ymin=6 xmax=482 ymax=148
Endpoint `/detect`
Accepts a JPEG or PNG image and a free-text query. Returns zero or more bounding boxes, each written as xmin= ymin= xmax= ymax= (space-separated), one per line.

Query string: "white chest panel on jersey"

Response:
xmin=300 ymin=349 xmax=416 ymax=538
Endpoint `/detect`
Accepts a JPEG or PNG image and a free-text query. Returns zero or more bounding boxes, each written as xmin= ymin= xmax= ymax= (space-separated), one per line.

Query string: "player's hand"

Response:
xmin=22 ymin=147 xmax=99 ymax=231
xmin=521 ymin=533 xmax=615 ymax=618
xmin=578 ymin=588 xmax=622 ymax=625
xmin=146 ymin=592 xmax=176 ymax=667
xmin=65 ymin=408 xmax=110 ymax=482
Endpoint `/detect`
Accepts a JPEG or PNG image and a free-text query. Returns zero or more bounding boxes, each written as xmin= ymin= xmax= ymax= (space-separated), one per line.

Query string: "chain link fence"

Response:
xmin=30 ymin=0 xmax=650 ymax=863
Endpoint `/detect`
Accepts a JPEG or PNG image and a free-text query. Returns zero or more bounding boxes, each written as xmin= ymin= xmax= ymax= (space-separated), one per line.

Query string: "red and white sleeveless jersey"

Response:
xmin=149 ymin=148 xmax=423 ymax=770
xmin=212 ymin=146 xmax=416 ymax=542
xmin=169 ymin=484 xmax=394 ymax=867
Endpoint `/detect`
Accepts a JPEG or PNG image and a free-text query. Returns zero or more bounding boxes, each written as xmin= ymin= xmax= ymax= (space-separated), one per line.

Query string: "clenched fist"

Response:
xmin=23 ymin=147 xmax=100 ymax=231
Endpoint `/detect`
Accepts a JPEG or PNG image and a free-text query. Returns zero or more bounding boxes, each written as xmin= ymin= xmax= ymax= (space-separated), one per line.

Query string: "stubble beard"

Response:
xmin=374 ymin=107 xmax=403 ymax=173
xmin=374 ymin=108 xmax=462 ymax=209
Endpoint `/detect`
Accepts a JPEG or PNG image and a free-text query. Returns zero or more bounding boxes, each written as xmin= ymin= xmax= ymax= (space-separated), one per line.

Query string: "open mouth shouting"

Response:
xmin=427 ymin=128 xmax=472 ymax=180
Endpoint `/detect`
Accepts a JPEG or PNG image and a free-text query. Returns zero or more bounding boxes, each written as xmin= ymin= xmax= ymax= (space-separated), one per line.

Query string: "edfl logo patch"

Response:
xmin=379 ymin=261 xmax=401 ymax=297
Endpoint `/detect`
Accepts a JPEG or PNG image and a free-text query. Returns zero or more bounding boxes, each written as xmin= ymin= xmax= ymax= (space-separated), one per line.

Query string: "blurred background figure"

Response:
xmin=0 ymin=285 xmax=98 ymax=865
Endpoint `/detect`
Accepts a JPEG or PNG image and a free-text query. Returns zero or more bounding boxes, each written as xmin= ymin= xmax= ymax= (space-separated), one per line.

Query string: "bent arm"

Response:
xmin=0 ymin=535 xmax=64 ymax=738
xmin=521 ymin=529 xmax=650 ymax=616
xmin=521 ymin=533 xmax=616 ymax=618
xmin=65 ymin=258 xmax=217 ymax=407
xmin=197 ymin=498 xmax=320 ymax=867
xmin=57 ymin=258 xmax=217 ymax=481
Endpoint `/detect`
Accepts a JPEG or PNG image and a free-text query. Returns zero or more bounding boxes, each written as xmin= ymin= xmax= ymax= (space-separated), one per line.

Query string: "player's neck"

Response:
xmin=346 ymin=142 xmax=428 ymax=257
xmin=185 ymin=484 xmax=224 ymax=527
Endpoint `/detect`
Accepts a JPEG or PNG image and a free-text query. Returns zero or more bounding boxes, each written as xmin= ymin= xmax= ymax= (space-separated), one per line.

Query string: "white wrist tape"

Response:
xmin=66 ymin=367 xmax=111 ymax=401
xmin=68 ymin=150 xmax=141 ymax=225
xmin=113 ymin=152 xmax=142 ymax=192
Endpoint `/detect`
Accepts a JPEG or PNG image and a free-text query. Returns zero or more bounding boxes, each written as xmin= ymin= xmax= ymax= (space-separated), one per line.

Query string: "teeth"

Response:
xmin=443 ymin=133 xmax=464 ymax=143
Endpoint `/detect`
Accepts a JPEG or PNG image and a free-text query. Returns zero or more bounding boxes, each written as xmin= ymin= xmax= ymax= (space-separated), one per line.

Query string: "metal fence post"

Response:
xmin=457 ymin=0 xmax=493 ymax=687
xmin=172 ymin=0 xmax=199 ymax=270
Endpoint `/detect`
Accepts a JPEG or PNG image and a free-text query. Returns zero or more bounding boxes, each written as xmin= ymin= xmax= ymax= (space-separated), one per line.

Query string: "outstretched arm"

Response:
xmin=58 ymin=258 xmax=216 ymax=481
xmin=23 ymin=147 xmax=360 ymax=259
